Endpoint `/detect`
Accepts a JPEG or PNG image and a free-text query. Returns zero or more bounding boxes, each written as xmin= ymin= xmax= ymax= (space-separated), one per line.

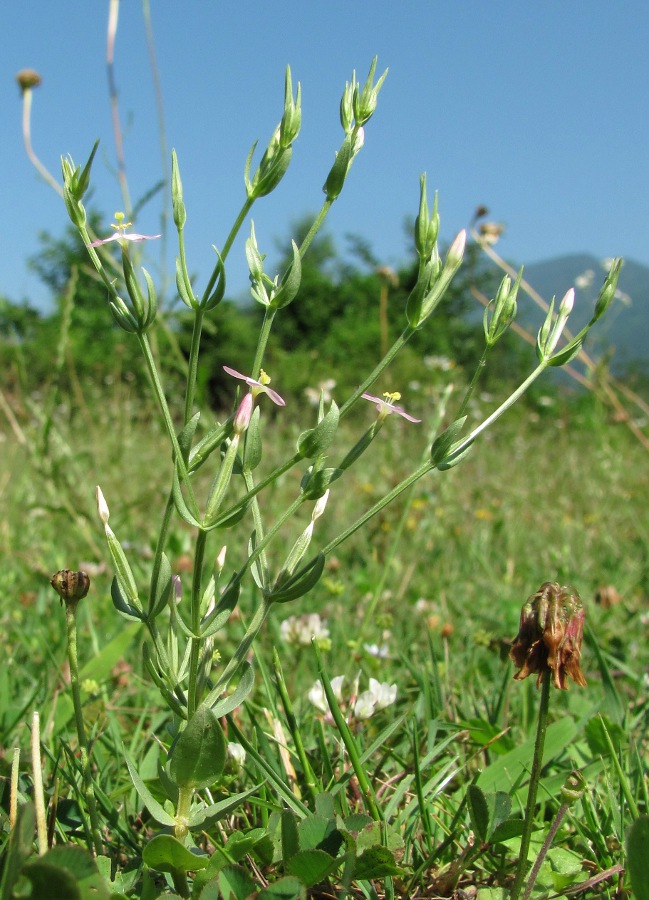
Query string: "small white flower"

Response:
xmin=363 ymin=643 xmax=391 ymax=659
xmin=307 ymin=681 xmax=328 ymax=713
xmin=227 ymin=742 xmax=246 ymax=768
xmin=353 ymin=691 xmax=376 ymax=720
xmin=368 ymin=677 xmax=397 ymax=710
xmin=280 ymin=613 xmax=330 ymax=647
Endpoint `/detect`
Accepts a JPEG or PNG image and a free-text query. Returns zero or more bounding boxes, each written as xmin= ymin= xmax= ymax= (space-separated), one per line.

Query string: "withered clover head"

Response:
xmin=510 ymin=581 xmax=587 ymax=690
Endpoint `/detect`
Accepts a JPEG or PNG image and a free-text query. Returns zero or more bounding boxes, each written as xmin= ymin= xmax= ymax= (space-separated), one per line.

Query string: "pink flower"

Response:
xmin=87 ymin=211 xmax=161 ymax=247
xmin=223 ymin=366 xmax=285 ymax=407
xmin=361 ymin=391 xmax=421 ymax=423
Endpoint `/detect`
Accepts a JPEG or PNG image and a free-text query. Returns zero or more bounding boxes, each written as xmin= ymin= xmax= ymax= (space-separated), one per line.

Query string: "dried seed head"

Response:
xmin=16 ymin=69 xmax=42 ymax=92
xmin=50 ymin=569 xmax=90 ymax=606
xmin=510 ymin=581 xmax=587 ymax=690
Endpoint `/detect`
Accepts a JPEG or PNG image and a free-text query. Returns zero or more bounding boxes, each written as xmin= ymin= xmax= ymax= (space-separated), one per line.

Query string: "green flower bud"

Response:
xmin=323 ymin=135 xmax=353 ymax=201
xmin=414 ymin=175 xmax=439 ymax=261
xmin=171 ymin=149 xmax=187 ymax=230
xmin=593 ymin=258 xmax=622 ymax=322
xmin=352 ymin=57 xmax=388 ymax=127
xmin=279 ymin=66 xmax=301 ymax=148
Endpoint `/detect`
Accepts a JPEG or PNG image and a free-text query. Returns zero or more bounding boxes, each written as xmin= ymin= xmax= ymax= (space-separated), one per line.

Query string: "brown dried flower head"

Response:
xmin=50 ymin=569 xmax=90 ymax=606
xmin=16 ymin=69 xmax=42 ymax=92
xmin=510 ymin=581 xmax=587 ymax=690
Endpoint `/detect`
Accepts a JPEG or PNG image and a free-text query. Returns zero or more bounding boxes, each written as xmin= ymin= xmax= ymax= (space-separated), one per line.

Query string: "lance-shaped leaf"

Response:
xmin=301 ymin=467 xmax=342 ymax=500
xmin=172 ymin=466 xmax=202 ymax=528
xmin=211 ymin=663 xmax=255 ymax=717
xmin=148 ymin=552 xmax=172 ymax=618
xmin=297 ymin=401 xmax=340 ymax=458
xmin=243 ymin=406 xmax=262 ymax=471
xmin=124 ymin=748 xmax=176 ymax=826
xmin=200 ymin=577 xmax=240 ymax=638
xmin=111 ymin=576 xmax=143 ymax=621
xmin=430 ymin=416 xmax=467 ymax=467
xmin=270 ymin=553 xmax=325 ymax=604
xmin=270 ymin=241 xmax=302 ymax=309
xmin=169 ymin=706 xmax=227 ymax=791
xmin=188 ymin=784 xmax=264 ymax=830
xmin=177 ymin=412 xmax=201 ymax=461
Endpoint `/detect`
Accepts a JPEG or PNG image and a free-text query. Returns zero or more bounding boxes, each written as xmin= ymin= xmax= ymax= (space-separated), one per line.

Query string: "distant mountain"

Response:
xmin=506 ymin=254 xmax=648 ymax=373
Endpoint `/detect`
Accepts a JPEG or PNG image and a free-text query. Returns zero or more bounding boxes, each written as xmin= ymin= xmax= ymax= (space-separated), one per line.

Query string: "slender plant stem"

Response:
xmin=64 ymin=602 xmax=104 ymax=856
xmin=187 ymin=529 xmax=209 ymax=717
xmin=510 ymin=669 xmax=551 ymax=900
xmin=521 ymin=802 xmax=569 ymax=900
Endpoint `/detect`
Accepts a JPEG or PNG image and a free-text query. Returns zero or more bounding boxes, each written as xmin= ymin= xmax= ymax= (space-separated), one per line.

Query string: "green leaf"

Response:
xmin=149 ymin=552 xmax=172 ymax=618
xmin=297 ymin=402 xmax=340 ymax=459
xmin=177 ymin=412 xmax=200 ymax=459
xmin=286 ymin=849 xmax=341 ymax=887
xmin=353 ymin=845 xmax=402 ymax=880
xmin=300 ymin=467 xmax=342 ymax=500
xmin=0 ymin=802 xmax=35 ymax=900
xmin=142 ymin=834 xmax=208 ymax=875
xmin=282 ymin=809 xmax=300 ymax=862
xmin=211 ymin=663 xmax=254 ymax=718
xmin=257 ymin=875 xmax=306 ymax=900
xmin=123 ymin=748 xmax=176 ymax=827
xmin=430 ymin=416 xmax=467 ymax=466
xmin=172 ymin=466 xmax=202 ymax=528
xmin=169 ymin=706 xmax=227 ymax=790
xmin=477 ymin=718 xmax=578 ymax=793
xmin=297 ymin=815 xmax=341 ymax=854
xmin=23 ymin=846 xmax=111 ymax=900
xmin=270 ymin=553 xmax=325 ymax=603
xmin=626 ymin=815 xmax=649 ymax=900
xmin=468 ymin=786 xmax=512 ymax=842
xmin=218 ymin=864 xmax=257 ymax=900
xmin=201 ymin=578 xmax=240 ymax=638
xmin=242 ymin=406 xmax=262 ymax=471
xmin=110 ymin=576 xmax=142 ymax=621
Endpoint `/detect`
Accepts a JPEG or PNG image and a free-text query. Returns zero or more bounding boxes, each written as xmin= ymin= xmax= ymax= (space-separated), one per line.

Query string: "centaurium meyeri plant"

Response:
xmin=59 ymin=59 xmax=621 ymax=853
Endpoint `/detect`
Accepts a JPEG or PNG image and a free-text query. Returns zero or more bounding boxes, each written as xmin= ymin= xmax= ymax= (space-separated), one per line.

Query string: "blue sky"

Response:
xmin=3 ymin=1 xmax=648 ymax=311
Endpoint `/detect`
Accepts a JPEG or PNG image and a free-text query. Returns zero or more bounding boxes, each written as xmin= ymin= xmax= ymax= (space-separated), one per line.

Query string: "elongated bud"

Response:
xmin=279 ymin=66 xmax=301 ymax=147
xmin=593 ymin=258 xmax=622 ymax=322
xmin=96 ymin=485 xmax=110 ymax=525
xmin=446 ymin=229 xmax=466 ymax=268
xmin=233 ymin=392 xmax=253 ymax=435
xmin=171 ymin=149 xmax=187 ymax=230
xmin=50 ymin=569 xmax=90 ymax=606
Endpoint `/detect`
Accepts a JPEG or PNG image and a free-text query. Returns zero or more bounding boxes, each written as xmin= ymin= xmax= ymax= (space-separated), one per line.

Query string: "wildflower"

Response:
xmin=510 ymin=581 xmax=587 ymax=690
xmin=280 ymin=613 xmax=330 ymax=648
xmin=223 ymin=366 xmax=285 ymax=406
xmin=304 ymin=378 xmax=336 ymax=406
xmin=478 ymin=221 xmax=505 ymax=245
xmin=308 ymin=673 xmax=396 ymax=722
xmin=87 ymin=211 xmax=161 ymax=247
xmin=361 ymin=391 xmax=421 ymax=423
xmin=363 ymin=643 xmax=391 ymax=659
xmin=226 ymin=742 xmax=246 ymax=768
xmin=308 ymin=675 xmax=345 ymax=714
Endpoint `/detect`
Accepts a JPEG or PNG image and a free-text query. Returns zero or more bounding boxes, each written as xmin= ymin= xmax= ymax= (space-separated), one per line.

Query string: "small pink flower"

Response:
xmin=87 ymin=211 xmax=161 ymax=247
xmin=361 ymin=391 xmax=421 ymax=423
xmin=223 ymin=366 xmax=285 ymax=407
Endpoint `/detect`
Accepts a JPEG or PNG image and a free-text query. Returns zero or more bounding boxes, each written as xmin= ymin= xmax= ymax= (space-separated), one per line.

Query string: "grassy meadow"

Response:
xmin=1 ymin=373 xmax=647 ymax=897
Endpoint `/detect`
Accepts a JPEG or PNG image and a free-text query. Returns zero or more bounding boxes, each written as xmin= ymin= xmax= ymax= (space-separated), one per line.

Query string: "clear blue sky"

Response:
xmin=3 ymin=1 xmax=648 ymax=311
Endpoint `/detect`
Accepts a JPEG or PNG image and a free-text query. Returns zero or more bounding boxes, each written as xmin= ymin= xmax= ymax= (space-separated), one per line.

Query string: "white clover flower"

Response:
xmin=280 ymin=613 xmax=330 ymax=647
xmin=368 ymin=677 xmax=397 ymax=710
xmin=363 ymin=643 xmax=391 ymax=659
xmin=307 ymin=681 xmax=328 ymax=713
xmin=353 ymin=691 xmax=376 ymax=720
